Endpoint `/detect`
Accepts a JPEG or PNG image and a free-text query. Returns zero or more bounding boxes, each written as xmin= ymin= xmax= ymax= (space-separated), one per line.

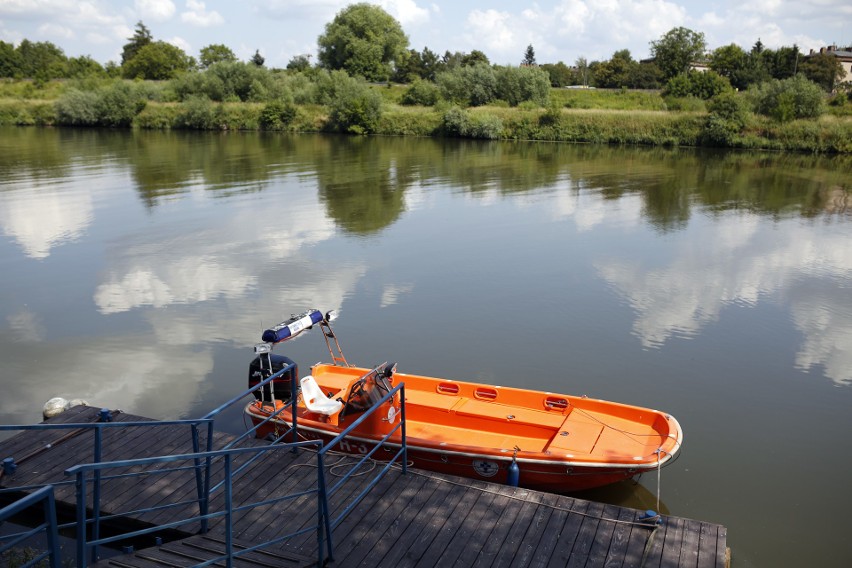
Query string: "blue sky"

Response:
xmin=1 ymin=1 xmax=849 ymax=68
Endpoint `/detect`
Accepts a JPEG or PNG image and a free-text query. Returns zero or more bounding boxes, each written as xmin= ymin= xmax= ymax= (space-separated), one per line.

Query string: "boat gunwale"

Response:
xmin=243 ymin=402 xmax=682 ymax=469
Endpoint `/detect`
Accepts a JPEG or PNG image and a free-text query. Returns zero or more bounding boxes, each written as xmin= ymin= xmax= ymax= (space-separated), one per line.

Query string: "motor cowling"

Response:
xmin=248 ymin=354 xmax=297 ymax=403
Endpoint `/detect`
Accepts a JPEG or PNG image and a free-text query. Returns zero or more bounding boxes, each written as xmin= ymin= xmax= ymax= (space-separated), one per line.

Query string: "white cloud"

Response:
xmin=380 ymin=284 xmax=414 ymax=308
xmin=167 ymin=35 xmax=191 ymax=53
xmin=378 ymin=0 xmax=430 ymax=26
xmin=595 ymin=214 xmax=852 ymax=385
xmin=0 ymin=177 xmax=94 ymax=260
xmin=465 ymin=9 xmax=514 ymax=53
xmin=37 ymin=22 xmax=74 ymax=40
xmin=135 ymin=0 xmax=176 ymax=22
xmin=181 ymin=0 xmax=224 ymax=27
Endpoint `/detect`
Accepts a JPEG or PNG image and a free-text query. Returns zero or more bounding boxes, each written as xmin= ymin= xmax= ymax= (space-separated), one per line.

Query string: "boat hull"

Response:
xmin=245 ymin=404 xmax=673 ymax=493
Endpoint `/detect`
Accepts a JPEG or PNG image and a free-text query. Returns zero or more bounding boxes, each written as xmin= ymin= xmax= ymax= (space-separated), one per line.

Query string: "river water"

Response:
xmin=1 ymin=127 xmax=850 ymax=566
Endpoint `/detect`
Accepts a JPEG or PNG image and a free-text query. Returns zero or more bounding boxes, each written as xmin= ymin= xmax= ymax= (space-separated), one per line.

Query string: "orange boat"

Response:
xmin=244 ymin=309 xmax=683 ymax=493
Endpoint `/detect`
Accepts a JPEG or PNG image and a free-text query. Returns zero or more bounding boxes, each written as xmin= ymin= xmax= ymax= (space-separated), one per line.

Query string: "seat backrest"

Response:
xmin=300 ymin=376 xmax=343 ymax=415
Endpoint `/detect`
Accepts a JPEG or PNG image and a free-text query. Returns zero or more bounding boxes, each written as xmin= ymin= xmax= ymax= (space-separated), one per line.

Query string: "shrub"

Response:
xmin=55 ymin=89 xmax=100 ymax=125
xmin=664 ymin=70 xmax=732 ymax=100
xmin=175 ymin=96 xmax=216 ymax=129
xmin=436 ymin=64 xmax=497 ymax=107
xmin=441 ymin=106 xmax=502 ymax=139
xmin=442 ymin=106 xmax=471 ymax=136
xmin=467 ymin=113 xmax=503 ymax=139
xmin=747 ymin=74 xmax=825 ymax=122
xmin=400 ymin=79 xmax=440 ymax=106
xmin=495 ymin=66 xmax=551 ymax=106
xmin=539 ymin=100 xmax=563 ymax=126
xmin=259 ymin=98 xmax=297 ymax=129
xmin=327 ymin=75 xmax=383 ymax=134
xmin=94 ymin=82 xmax=147 ymax=127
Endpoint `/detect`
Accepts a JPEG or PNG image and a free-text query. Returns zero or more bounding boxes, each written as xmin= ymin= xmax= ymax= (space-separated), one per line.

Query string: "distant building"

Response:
xmin=806 ymin=45 xmax=852 ymax=84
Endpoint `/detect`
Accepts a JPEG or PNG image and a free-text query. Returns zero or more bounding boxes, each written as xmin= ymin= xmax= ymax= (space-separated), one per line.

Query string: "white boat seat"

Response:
xmin=300 ymin=376 xmax=343 ymax=415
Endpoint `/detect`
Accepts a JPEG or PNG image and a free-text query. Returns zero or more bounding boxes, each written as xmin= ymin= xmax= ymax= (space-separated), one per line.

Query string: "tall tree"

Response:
xmin=250 ymin=50 xmax=265 ymax=67
xmin=710 ymin=43 xmax=749 ymax=89
xmin=122 ymin=21 xmax=153 ymax=65
xmin=199 ymin=44 xmax=237 ymax=69
xmin=575 ymin=56 xmax=589 ymax=87
xmin=461 ymin=50 xmax=489 ymax=67
xmin=540 ymin=61 xmax=575 ymax=87
xmin=122 ymin=41 xmax=191 ymax=80
xmin=15 ymin=40 xmax=67 ymax=79
xmin=0 ymin=40 xmax=22 ymax=77
xmin=522 ymin=44 xmax=536 ymax=66
xmin=800 ymin=52 xmax=845 ymax=92
xmin=286 ymin=54 xmax=312 ymax=72
xmin=650 ymin=27 xmax=707 ymax=80
xmin=317 ymin=3 xmax=408 ymax=82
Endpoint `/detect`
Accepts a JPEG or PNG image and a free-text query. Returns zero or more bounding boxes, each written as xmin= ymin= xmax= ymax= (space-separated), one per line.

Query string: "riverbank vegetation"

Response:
xmin=1 ymin=4 xmax=850 ymax=153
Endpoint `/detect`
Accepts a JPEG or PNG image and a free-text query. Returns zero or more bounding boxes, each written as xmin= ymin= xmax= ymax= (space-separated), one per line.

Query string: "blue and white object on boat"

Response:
xmin=262 ymin=309 xmax=325 ymax=344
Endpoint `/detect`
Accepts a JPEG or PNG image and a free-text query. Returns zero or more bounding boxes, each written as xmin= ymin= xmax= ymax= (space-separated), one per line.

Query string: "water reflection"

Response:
xmin=2 ymin=129 xmax=852 ymax=567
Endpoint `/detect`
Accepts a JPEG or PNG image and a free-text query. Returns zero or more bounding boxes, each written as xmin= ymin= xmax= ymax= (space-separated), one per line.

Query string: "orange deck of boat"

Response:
xmin=303 ymin=364 xmax=680 ymax=464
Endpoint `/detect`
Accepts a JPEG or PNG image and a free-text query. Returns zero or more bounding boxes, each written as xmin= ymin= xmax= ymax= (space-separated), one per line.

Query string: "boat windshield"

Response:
xmin=342 ymin=362 xmax=396 ymax=415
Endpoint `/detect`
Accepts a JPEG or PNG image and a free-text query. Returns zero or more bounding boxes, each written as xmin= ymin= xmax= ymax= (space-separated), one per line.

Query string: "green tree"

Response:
xmin=199 ymin=44 xmax=237 ymax=69
xmin=496 ymin=65 xmax=550 ymax=106
xmin=400 ymin=79 xmax=440 ymax=105
xmin=710 ymin=43 xmax=750 ymax=89
xmin=747 ymin=74 xmax=825 ymax=121
xmin=324 ymin=70 xmax=384 ymax=134
xmin=440 ymin=51 xmax=465 ymax=71
xmin=66 ymin=55 xmax=105 ymax=78
xmin=122 ymin=21 xmax=153 ymax=65
xmin=461 ymin=50 xmax=489 ymax=67
xmin=287 ymin=54 xmax=312 ymax=72
xmin=16 ymin=40 xmax=67 ymax=79
xmin=664 ymin=69 xmax=732 ymax=99
xmin=800 ymin=52 xmax=845 ymax=92
xmin=764 ymin=45 xmax=800 ymax=79
xmin=703 ymin=90 xmax=750 ymax=144
xmin=122 ymin=41 xmax=191 ymax=80
xmin=437 ymin=63 xmax=497 ymax=106
xmin=393 ymin=47 xmax=440 ymax=82
xmin=650 ymin=27 xmax=707 ymax=80
xmin=0 ymin=40 xmax=23 ymax=77
xmin=575 ymin=56 xmax=589 ymax=87
xmin=250 ymin=49 xmax=265 ymax=67
xmin=522 ymin=45 xmax=536 ymax=66
xmin=540 ymin=61 xmax=575 ymax=87
xmin=592 ymin=49 xmax=634 ymax=88
xmin=317 ymin=3 xmax=408 ymax=82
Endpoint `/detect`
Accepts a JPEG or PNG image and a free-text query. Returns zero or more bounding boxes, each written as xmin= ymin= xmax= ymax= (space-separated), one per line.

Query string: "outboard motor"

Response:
xmin=248 ymin=351 xmax=297 ymax=403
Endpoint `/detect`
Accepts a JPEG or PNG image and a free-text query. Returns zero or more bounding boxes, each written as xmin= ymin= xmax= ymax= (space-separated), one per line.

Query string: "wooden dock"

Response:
xmin=0 ymin=405 xmax=728 ymax=567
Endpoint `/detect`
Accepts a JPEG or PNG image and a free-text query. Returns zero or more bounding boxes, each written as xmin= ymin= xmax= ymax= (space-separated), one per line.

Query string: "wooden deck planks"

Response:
xmin=1 ymin=410 xmax=727 ymax=568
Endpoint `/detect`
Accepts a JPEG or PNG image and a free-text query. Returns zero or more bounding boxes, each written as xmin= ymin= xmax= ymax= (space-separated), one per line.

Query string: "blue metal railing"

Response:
xmin=318 ymin=383 xmax=407 ymax=562
xmin=0 ymin=486 xmax=60 ymax=568
xmin=64 ymin=440 xmax=326 ymax=568
xmin=0 ymin=362 xmax=408 ymax=566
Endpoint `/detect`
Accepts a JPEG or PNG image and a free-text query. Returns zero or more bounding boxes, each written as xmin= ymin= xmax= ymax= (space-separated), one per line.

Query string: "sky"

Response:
xmin=0 ymin=0 xmax=850 ymax=69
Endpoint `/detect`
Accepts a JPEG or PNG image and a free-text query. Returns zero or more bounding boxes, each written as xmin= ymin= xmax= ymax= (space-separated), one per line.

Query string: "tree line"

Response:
xmin=0 ymin=2 xmax=848 ymax=146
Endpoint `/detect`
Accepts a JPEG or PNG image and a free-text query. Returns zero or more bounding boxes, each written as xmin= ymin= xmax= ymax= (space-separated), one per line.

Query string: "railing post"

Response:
xmin=91 ymin=426 xmax=102 ymax=563
xmin=191 ymin=422 xmax=208 ymax=534
xmin=316 ymin=449 xmax=333 ymax=564
xmin=75 ymin=470 xmax=87 ymax=568
xmin=291 ymin=370 xmax=299 ymax=452
xmin=401 ymin=384 xmax=407 ymax=475
xmin=224 ymin=454 xmax=233 ymax=568
xmin=203 ymin=420 xmax=213 ymax=533
xmin=43 ymin=488 xmax=60 ymax=568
